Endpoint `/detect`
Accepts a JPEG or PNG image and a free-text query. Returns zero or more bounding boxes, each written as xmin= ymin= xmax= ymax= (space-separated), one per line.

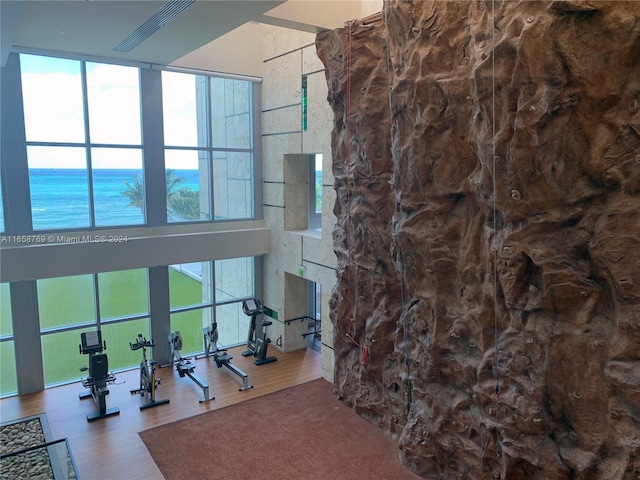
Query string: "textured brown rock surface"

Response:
xmin=317 ymin=1 xmax=640 ymax=478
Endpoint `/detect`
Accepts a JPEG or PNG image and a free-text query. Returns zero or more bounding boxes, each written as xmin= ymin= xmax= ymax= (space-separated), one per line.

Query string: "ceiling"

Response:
xmin=1 ymin=0 xmax=364 ymax=72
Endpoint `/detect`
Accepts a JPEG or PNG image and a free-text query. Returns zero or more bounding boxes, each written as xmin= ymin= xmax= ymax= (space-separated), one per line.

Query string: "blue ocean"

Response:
xmin=26 ymin=169 xmax=200 ymax=230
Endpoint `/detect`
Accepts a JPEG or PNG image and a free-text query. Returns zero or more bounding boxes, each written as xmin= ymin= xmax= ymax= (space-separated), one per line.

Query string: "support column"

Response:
xmin=148 ymin=266 xmax=171 ymax=364
xmin=12 ymin=281 xmax=44 ymax=394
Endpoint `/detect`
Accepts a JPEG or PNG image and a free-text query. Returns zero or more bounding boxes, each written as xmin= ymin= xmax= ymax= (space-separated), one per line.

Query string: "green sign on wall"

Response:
xmin=262 ymin=306 xmax=278 ymax=320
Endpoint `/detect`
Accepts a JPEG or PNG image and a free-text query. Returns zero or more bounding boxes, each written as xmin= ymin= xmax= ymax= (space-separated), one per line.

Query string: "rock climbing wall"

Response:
xmin=317 ymin=1 xmax=640 ymax=478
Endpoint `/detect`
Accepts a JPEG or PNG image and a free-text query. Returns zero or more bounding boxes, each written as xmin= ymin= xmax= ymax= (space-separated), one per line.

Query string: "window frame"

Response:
xmin=8 ymin=52 xmax=262 ymax=234
xmin=169 ymin=257 xmax=257 ymax=353
xmin=36 ymin=268 xmax=152 ymax=388
xmin=308 ymin=154 xmax=322 ymax=231
xmin=20 ymin=54 xmax=146 ymax=231
xmin=162 ymin=72 xmax=257 ymax=224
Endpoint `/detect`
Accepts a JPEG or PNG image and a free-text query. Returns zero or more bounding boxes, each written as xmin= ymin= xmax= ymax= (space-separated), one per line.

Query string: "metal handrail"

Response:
xmin=284 ymin=315 xmax=321 ymax=339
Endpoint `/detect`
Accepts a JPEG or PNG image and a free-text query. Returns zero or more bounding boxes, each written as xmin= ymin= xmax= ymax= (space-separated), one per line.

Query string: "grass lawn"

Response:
xmin=0 ymin=268 xmax=218 ymax=395
xmin=0 ymin=283 xmax=16 ymax=395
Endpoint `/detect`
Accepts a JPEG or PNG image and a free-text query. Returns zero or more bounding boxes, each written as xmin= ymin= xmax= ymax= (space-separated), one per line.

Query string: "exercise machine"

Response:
xmin=199 ymin=322 xmax=253 ymax=391
xmin=78 ymin=330 xmax=120 ymax=422
xmin=168 ymin=331 xmax=214 ymax=403
xmin=130 ymin=334 xmax=170 ymax=410
xmin=242 ymin=299 xmax=278 ymax=365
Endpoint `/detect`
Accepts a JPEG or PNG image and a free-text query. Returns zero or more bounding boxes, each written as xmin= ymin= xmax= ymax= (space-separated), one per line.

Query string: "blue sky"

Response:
xmin=21 ymin=54 xmax=198 ymax=170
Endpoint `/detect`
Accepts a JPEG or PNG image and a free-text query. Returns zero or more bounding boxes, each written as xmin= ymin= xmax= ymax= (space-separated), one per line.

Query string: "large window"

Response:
xmin=11 ymin=53 xmax=259 ymax=231
xmin=38 ymin=269 xmax=150 ymax=387
xmin=170 ymin=261 xmax=214 ymax=355
xmin=170 ymin=258 xmax=255 ymax=355
xmin=163 ymin=72 xmax=254 ymax=223
xmin=2 ymin=258 xmax=254 ymax=392
xmin=216 ymin=257 xmax=254 ymax=345
xmin=21 ymin=54 xmax=145 ymax=230
xmin=1 ymin=259 xmax=257 ymax=395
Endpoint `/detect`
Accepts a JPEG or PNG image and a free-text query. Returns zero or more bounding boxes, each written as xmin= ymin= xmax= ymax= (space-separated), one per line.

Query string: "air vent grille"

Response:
xmin=113 ymin=0 xmax=196 ymax=53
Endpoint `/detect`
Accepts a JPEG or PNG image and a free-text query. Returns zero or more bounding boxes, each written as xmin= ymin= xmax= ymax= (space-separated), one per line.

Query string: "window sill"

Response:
xmin=290 ymin=229 xmax=321 ymax=240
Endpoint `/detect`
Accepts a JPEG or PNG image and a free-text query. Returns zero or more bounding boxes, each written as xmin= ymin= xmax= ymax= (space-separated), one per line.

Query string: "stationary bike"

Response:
xmin=130 ymin=334 xmax=170 ymax=410
xmin=242 ymin=299 xmax=277 ymax=365
xmin=78 ymin=330 xmax=120 ymax=422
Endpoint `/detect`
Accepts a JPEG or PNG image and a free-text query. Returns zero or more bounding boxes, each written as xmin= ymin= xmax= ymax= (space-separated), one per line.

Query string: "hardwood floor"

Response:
xmin=0 ymin=346 xmax=323 ymax=480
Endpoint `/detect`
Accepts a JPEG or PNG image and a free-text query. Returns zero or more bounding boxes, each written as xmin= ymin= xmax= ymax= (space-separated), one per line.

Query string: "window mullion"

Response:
xmin=208 ymin=77 xmax=215 ymax=222
xmin=80 ymin=62 xmax=96 ymax=227
xmin=251 ymin=82 xmax=262 ymax=221
xmin=93 ymin=273 xmax=101 ymax=329
xmin=211 ymin=260 xmax=217 ymax=324
xmin=141 ymin=69 xmax=167 ymax=226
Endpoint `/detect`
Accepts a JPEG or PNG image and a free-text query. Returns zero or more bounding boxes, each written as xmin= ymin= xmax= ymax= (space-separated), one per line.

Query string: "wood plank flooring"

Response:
xmin=0 ymin=346 xmax=322 ymax=480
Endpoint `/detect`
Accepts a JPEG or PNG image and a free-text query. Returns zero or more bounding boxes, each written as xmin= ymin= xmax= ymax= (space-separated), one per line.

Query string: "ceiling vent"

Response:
xmin=113 ymin=0 xmax=196 ymax=53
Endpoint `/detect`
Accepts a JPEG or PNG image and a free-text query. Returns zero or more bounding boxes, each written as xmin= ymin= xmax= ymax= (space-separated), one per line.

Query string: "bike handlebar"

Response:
xmin=129 ymin=335 xmax=155 ymax=351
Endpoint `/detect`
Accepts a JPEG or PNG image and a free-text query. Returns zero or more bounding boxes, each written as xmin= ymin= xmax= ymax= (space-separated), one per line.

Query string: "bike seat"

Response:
xmin=261 ymin=320 xmax=273 ymax=327
xmin=216 ymin=353 xmax=232 ymax=363
xmin=177 ymin=360 xmax=195 ymax=374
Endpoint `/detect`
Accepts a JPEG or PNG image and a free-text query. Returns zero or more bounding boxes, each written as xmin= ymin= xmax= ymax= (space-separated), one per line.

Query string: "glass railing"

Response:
xmin=1 ymin=413 xmax=78 ymax=480
xmin=0 ymin=437 xmax=78 ymax=480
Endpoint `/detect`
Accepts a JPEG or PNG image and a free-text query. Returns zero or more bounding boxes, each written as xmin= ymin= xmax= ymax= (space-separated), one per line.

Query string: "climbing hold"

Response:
xmin=619 ymin=277 xmax=634 ymax=289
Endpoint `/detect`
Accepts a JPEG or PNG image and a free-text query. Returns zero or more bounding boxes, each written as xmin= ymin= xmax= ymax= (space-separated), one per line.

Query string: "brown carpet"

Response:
xmin=140 ymin=378 xmax=421 ymax=480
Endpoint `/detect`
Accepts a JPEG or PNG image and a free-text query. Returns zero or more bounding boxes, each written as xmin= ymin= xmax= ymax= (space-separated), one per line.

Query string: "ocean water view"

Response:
xmin=28 ymin=168 xmax=200 ymax=230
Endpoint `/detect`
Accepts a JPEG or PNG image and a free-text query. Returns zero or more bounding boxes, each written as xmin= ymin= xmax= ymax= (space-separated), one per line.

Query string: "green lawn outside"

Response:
xmin=1 ymin=283 xmax=11 ymax=335
xmin=1 ymin=267 xmax=218 ymax=396
xmin=0 ymin=341 xmax=16 ymax=395
xmin=0 ymin=283 xmax=16 ymax=395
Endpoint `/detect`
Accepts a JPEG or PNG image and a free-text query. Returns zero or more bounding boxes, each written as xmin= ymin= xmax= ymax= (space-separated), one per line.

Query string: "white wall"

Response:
xmin=260 ymin=23 xmax=337 ymax=382
xmin=361 ymin=0 xmax=383 ymax=18
xmin=172 ymin=23 xmax=265 ymax=78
